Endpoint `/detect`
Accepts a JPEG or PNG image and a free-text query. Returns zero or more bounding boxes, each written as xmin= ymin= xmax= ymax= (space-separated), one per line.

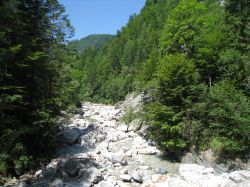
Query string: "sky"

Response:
xmin=58 ymin=0 xmax=146 ymax=40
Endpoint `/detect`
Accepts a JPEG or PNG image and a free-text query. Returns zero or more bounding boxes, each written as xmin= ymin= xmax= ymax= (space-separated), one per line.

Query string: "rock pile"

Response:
xmin=14 ymin=94 xmax=250 ymax=187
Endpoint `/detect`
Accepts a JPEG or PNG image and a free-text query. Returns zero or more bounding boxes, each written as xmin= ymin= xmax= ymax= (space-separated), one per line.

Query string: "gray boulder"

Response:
xmin=75 ymin=108 xmax=84 ymax=115
xmin=229 ymin=170 xmax=250 ymax=183
xmin=131 ymin=172 xmax=143 ymax=184
xmin=58 ymin=157 xmax=82 ymax=177
xmin=80 ymin=131 xmax=98 ymax=149
xmin=120 ymin=174 xmax=131 ymax=182
xmin=155 ymin=167 xmax=168 ymax=174
xmin=17 ymin=182 xmax=27 ymax=187
xmin=19 ymin=174 xmax=35 ymax=184
xmin=63 ymin=128 xmax=81 ymax=144
xmin=137 ymin=147 xmax=157 ymax=155
xmin=111 ymin=152 xmax=127 ymax=166
xmin=97 ymin=181 xmax=115 ymax=187
xmin=128 ymin=119 xmax=142 ymax=132
xmin=40 ymin=167 xmax=58 ymax=182
xmin=137 ymin=125 xmax=151 ymax=139
xmin=74 ymin=114 xmax=84 ymax=119
xmin=86 ymin=167 xmax=103 ymax=184
xmin=49 ymin=179 xmax=63 ymax=187
xmin=117 ymin=124 xmax=128 ymax=132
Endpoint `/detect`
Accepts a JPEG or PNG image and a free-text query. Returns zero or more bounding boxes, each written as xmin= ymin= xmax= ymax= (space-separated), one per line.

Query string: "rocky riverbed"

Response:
xmin=9 ymin=94 xmax=250 ymax=187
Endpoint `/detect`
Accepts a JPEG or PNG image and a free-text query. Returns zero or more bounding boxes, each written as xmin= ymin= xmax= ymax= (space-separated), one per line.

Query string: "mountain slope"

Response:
xmin=72 ymin=0 xmax=250 ymax=159
xmin=70 ymin=34 xmax=114 ymax=52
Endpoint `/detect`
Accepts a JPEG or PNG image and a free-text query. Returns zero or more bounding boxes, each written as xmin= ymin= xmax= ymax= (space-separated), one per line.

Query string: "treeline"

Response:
xmin=73 ymin=0 xmax=250 ymax=159
xmin=0 ymin=0 xmax=78 ymax=176
xmin=69 ymin=34 xmax=114 ymax=52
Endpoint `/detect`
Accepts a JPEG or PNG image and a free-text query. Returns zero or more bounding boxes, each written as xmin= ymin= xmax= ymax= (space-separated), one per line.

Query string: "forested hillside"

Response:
xmin=69 ymin=34 xmax=114 ymax=52
xmin=72 ymin=0 xmax=250 ymax=159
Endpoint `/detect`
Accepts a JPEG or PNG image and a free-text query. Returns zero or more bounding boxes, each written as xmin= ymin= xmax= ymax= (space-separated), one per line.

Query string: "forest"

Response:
xmin=0 ymin=0 xmax=250 ymax=177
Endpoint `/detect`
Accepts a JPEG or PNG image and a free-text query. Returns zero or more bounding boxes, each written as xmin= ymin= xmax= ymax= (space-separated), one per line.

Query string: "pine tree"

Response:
xmin=0 ymin=0 xmax=73 ymax=176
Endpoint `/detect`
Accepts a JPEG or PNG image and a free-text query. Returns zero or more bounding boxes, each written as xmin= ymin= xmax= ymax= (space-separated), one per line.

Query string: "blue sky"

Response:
xmin=58 ymin=0 xmax=146 ymax=40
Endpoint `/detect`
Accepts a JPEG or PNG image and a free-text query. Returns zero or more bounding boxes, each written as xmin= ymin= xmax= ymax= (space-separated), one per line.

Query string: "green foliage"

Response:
xmin=121 ymin=107 xmax=139 ymax=124
xmin=0 ymin=153 xmax=9 ymax=176
xmin=14 ymin=155 xmax=33 ymax=175
xmin=218 ymin=49 xmax=250 ymax=92
xmin=0 ymin=0 xmax=74 ymax=176
xmin=155 ymin=54 xmax=200 ymax=107
xmin=69 ymin=34 xmax=114 ymax=52
xmin=145 ymin=102 xmax=187 ymax=154
xmin=190 ymin=81 xmax=250 ymax=157
xmin=145 ymin=55 xmax=200 ymax=155
xmin=160 ymin=0 xmax=210 ymax=56
xmin=68 ymin=0 xmax=250 ymax=159
xmin=1 ymin=0 xmax=249 ymax=176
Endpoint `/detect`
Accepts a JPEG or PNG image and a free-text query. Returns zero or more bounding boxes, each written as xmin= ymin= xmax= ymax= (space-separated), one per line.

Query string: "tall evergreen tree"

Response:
xmin=0 ymin=0 xmax=73 ymax=175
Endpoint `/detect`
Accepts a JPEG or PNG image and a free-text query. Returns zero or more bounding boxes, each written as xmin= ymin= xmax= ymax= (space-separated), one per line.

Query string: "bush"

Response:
xmin=144 ymin=54 xmax=200 ymax=155
xmin=190 ymin=81 xmax=250 ymax=157
xmin=0 ymin=153 xmax=9 ymax=176
xmin=121 ymin=107 xmax=139 ymax=124
xmin=145 ymin=102 xmax=187 ymax=155
xmin=14 ymin=155 xmax=33 ymax=175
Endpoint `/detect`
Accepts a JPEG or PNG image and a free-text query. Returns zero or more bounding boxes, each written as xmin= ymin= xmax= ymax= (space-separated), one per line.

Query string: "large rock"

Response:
xmin=155 ymin=167 xmax=168 ymax=175
xmin=75 ymin=108 xmax=84 ymax=115
xmin=97 ymin=181 xmax=115 ymax=187
xmin=128 ymin=119 xmax=142 ymax=132
xmin=115 ymin=131 xmax=129 ymax=141
xmin=110 ymin=152 xmax=127 ymax=165
xmin=151 ymin=174 xmax=167 ymax=183
xmin=107 ymin=133 xmax=118 ymax=142
xmin=17 ymin=181 xmax=27 ymax=187
xmin=137 ymin=125 xmax=151 ymax=139
xmin=116 ymin=181 xmax=131 ymax=187
xmin=179 ymin=164 xmax=205 ymax=174
xmin=167 ymin=177 xmax=189 ymax=187
xmin=63 ymin=128 xmax=81 ymax=144
xmin=133 ymin=136 xmax=146 ymax=148
xmin=39 ymin=160 xmax=59 ymax=182
xmin=202 ymin=167 xmax=215 ymax=175
xmin=117 ymin=124 xmax=128 ymax=132
xmin=137 ymin=147 xmax=157 ymax=155
xmin=74 ymin=114 xmax=84 ymax=119
xmin=229 ymin=170 xmax=250 ymax=183
xmin=19 ymin=174 xmax=35 ymax=184
xmin=131 ymin=172 xmax=143 ymax=184
xmin=86 ymin=167 xmax=103 ymax=184
xmin=181 ymin=152 xmax=197 ymax=164
xmin=80 ymin=132 xmax=97 ymax=149
xmin=49 ymin=179 xmax=64 ymax=187
xmin=58 ymin=157 xmax=82 ymax=177
xmin=120 ymin=175 xmax=131 ymax=182
xmin=118 ymin=93 xmax=144 ymax=112
xmin=125 ymin=150 xmax=133 ymax=157
xmin=175 ymin=164 xmax=250 ymax=187
xmin=56 ymin=144 xmax=87 ymax=156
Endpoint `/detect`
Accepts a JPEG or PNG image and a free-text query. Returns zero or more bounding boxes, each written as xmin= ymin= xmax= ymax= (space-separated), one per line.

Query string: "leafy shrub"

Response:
xmin=121 ymin=107 xmax=139 ymax=124
xmin=144 ymin=54 xmax=200 ymax=155
xmin=0 ymin=153 xmax=9 ymax=176
xmin=14 ymin=155 xmax=33 ymax=175
xmin=190 ymin=81 xmax=250 ymax=157
xmin=145 ymin=102 xmax=187 ymax=155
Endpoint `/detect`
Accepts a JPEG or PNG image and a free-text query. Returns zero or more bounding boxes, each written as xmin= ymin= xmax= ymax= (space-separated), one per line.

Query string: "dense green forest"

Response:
xmin=0 ymin=0 xmax=249 ymax=177
xmin=71 ymin=0 xmax=250 ymax=159
xmin=69 ymin=34 xmax=114 ymax=52
xmin=0 ymin=0 xmax=78 ymax=175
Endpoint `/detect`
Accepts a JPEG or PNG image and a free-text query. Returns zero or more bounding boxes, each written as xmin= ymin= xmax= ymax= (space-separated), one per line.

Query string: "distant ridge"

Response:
xmin=70 ymin=34 xmax=114 ymax=52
